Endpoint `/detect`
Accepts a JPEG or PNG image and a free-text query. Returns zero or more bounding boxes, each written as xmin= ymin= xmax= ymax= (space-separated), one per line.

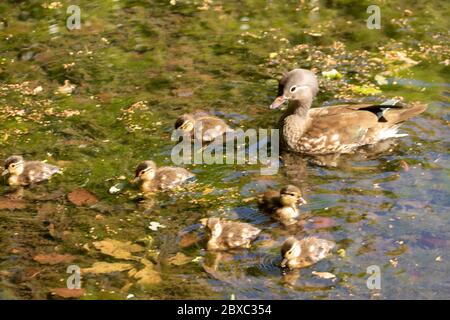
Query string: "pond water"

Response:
xmin=0 ymin=0 xmax=449 ymax=299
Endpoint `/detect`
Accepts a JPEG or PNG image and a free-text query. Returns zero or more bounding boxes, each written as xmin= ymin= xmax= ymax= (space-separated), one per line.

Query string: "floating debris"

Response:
xmin=149 ymin=222 xmax=167 ymax=231
xmin=312 ymin=271 xmax=336 ymax=280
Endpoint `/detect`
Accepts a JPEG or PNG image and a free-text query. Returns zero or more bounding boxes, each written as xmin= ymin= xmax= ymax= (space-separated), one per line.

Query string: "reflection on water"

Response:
xmin=0 ymin=0 xmax=449 ymax=299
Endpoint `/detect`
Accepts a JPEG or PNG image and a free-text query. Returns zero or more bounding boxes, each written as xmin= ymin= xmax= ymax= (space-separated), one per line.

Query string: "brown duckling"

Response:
xmin=134 ymin=160 xmax=194 ymax=192
xmin=174 ymin=113 xmax=233 ymax=142
xmin=2 ymin=155 xmax=60 ymax=186
xmin=200 ymin=217 xmax=261 ymax=251
xmin=269 ymin=69 xmax=427 ymax=154
xmin=281 ymin=236 xmax=335 ymax=269
xmin=259 ymin=185 xmax=307 ymax=225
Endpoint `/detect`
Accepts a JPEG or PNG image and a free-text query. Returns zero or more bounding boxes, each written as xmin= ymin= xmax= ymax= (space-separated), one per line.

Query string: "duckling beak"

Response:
xmin=280 ymin=258 xmax=288 ymax=268
xmin=132 ymin=176 xmax=140 ymax=183
xmin=269 ymin=96 xmax=287 ymax=109
xmin=298 ymin=197 xmax=307 ymax=205
xmin=179 ymin=123 xmax=190 ymax=130
xmin=199 ymin=218 xmax=208 ymax=227
xmin=1 ymin=169 xmax=8 ymax=176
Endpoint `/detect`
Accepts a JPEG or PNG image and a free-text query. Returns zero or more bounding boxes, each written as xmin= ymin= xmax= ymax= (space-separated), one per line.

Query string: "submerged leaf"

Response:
xmin=167 ymin=252 xmax=191 ymax=266
xmin=93 ymin=239 xmax=143 ymax=260
xmin=33 ymin=253 xmax=75 ymax=265
xmin=50 ymin=288 xmax=85 ymax=299
xmin=0 ymin=197 xmax=27 ymax=210
xmin=82 ymin=262 xmax=134 ymax=274
xmin=350 ymin=85 xmax=381 ymax=95
xmin=68 ymin=189 xmax=98 ymax=206
xmin=132 ymin=262 xmax=162 ymax=286
xmin=322 ymin=69 xmax=343 ymax=80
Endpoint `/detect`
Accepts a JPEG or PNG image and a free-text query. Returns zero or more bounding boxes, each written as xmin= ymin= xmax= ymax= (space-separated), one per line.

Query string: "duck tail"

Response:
xmin=383 ymin=103 xmax=427 ymax=125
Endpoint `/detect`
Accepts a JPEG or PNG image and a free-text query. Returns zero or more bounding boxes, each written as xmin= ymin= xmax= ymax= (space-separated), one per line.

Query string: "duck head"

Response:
xmin=134 ymin=160 xmax=157 ymax=183
xmin=281 ymin=237 xmax=302 ymax=267
xmin=279 ymin=185 xmax=307 ymax=207
xmin=269 ymin=68 xmax=318 ymax=109
xmin=200 ymin=217 xmax=222 ymax=238
xmin=2 ymin=155 xmax=25 ymax=177
xmin=175 ymin=114 xmax=195 ymax=133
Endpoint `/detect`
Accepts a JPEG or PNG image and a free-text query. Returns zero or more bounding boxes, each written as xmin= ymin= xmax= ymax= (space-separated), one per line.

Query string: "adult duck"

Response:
xmin=269 ymin=69 xmax=427 ymax=154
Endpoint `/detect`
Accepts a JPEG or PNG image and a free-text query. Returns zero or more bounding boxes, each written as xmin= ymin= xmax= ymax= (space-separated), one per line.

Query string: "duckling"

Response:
xmin=174 ymin=113 xmax=233 ymax=142
xmin=259 ymin=185 xmax=307 ymax=225
xmin=57 ymin=79 xmax=76 ymax=95
xmin=134 ymin=160 xmax=194 ymax=192
xmin=281 ymin=236 xmax=335 ymax=269
xmin=2 ymin=155 xmax=60 ymax=186
xmin=270 ymin=68 xmax=427 ymax=154
xmin=200 ymin=217 xmax=261 ymax=251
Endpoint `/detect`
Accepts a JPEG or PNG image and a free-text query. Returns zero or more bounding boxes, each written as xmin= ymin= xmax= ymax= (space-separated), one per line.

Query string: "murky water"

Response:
xmin=0 ymin=0 xmax=449 ymax=299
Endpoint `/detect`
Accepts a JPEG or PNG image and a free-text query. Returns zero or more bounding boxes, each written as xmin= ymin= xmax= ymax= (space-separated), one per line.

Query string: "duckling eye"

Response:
xmin=10 ymin=164 xmax=16 ymax=168
xmin=290 ymin=86 xmax=297 ymax=93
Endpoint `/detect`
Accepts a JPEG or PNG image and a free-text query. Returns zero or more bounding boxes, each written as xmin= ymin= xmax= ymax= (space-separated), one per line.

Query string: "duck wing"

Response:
xmin=301 ymin=237 xmax=335 ymax=263
xmin=155 ymin=167 xmax=194 ymax=189
xmin=195 ymin=116 xmax=232 ymax=141
xmin=24 ymin=161 xmax=60 ymax=184
xmin=304 ymin=102 xmax=426 ymax=153
xmin=222 ymin=222 xmax=261 ymax=249
xmin=258 ymin=190 xmax=281 ymax=212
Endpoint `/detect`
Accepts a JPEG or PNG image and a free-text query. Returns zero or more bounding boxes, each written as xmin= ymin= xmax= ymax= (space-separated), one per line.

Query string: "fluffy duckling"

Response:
xmin=134 ymin=160 xmax=194 ymax=192
xmin=2 ymin=155 xmax=60 ymax=186
xmin=57 ymin=79 xmax=76 ymax=95
xmin=259 ymin=185 xmax=307 ymax=225
xmin=174 ymin=113 xmax=233 ymax=142
xmin=200 ymin=217 xmax=261 ymax=251
xmin=281 ymin=236 xmax=335 ymax=269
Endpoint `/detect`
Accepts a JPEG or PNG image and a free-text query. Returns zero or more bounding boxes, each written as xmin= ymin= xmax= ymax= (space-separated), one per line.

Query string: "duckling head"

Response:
xmin=281 ymin=237 xmax=302 ymax=267
xmin=269 ymin=69 xmax=318 ymax=109
xmin=200 ymin=217 xmax=223 ymax=238
xmin=2 ymin=155 xmax=25 ymax=177
xmin=134 ymin=160 xmax=157 ymax=182
xmin=279 ymin=185 xmax=307 ymax=207
xmin=175 ymin=114 xmax=195 ymax=133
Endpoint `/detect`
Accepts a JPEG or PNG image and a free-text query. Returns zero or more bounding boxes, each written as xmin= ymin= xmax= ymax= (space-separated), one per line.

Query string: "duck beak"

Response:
xmin=1 ymin=169 xmax=8 ymax=176
xmin=280 ymin=258 xmax=288 ymax=268
xmin=298 ymin=197 xmax=307 ymax=205
xmin=133 ymin=176 xmax=140 ymax=183
xmin=199 ymin=218 xmax=208 ymax=227
xmin=269 ymin=96 xmax=287 ymax=109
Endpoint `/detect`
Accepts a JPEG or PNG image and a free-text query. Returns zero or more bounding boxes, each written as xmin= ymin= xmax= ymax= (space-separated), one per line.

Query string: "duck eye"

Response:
xmin=290 ymin=86 xmax=297 ymax=93
xmin=10 ymin=164 xmax=16 ymax=168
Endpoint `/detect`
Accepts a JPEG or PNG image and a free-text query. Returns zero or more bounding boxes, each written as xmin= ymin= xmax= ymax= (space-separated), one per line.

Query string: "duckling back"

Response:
xmin=300 ymin=237 xmax=335 ymax=264
xmin=13 ymin=161 xmax=60 ymax=186
xmin=154 ymin=166 xmax=194 ymax=190
xmin=207 ymin=219 xmax=261 ymax=251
